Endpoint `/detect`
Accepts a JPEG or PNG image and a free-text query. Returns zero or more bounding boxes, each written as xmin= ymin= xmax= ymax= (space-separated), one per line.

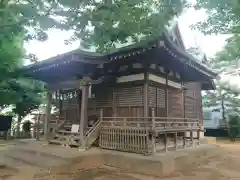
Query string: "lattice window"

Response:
xmin=149 ymin=86 xmax=156 ymax=107
xmin=116 ymin=86 xmax=144 ymax=106
xmin=95 ymin=89 xmax=113 ymax=107
xmin=157 ymin=88 xmax=165 ymax=108
xmin=168 ymin=89 xmax=183 ymax=117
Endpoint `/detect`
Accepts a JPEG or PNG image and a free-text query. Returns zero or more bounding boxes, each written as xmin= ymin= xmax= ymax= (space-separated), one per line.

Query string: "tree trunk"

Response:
xmin=16 ymin=115 xmax=21 ymax=138
xmin=221 ymin=94 xmax=226 ymax=125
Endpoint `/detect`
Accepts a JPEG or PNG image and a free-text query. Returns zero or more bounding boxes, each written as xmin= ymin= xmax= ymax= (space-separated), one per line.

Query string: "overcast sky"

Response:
xmin=25 ymin=5 xmax=227 ymax=62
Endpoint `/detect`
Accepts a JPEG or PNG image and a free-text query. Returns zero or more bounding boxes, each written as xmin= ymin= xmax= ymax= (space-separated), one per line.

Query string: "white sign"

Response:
xmin=71 ymin=124 xmax=79 ymax=133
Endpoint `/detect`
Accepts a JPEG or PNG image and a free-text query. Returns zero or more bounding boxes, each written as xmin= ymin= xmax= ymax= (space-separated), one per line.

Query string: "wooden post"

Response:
xmin=123 ymin=118 xmax=126 ymax=126
xmin=44 ymin=91 xmax=52 ymax=139
xmin=112 ymin=91 xmax=116 ymax=116
xmin=183 ymin=132 xmax=186 ymax=148
xmin=144 ymin=73 xmax=149 ymax=118
xmin=151 ymin=108 xmax=156 ymax=154
xmin=165 ymin=73 xmax=169 ymax=117
xmin=164 ymin=132 xmax=168 ymax=152
xmin=190 ymin=131 xmax=194 ymax=147
xmin=80 ymin=84 xmax=88 ymax=145
xmin=197 ymin=130 xmax=200 ymax=145
xmin=100 ymin=108 xmax=103 ymax=120
xmin=174 ymin=132 xmax=177 ymax=150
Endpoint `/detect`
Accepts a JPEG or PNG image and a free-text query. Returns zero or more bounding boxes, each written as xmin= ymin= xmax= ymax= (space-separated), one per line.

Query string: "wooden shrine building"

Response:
xmin=23 ymin=26 xmax=217 ymax=155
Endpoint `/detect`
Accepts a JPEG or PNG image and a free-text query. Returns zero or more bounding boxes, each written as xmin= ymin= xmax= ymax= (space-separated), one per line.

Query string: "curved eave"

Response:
xmin=162 ymin=31 xmax=217 ymax=79
xmin=21 ymin=29 xmax=217 ymax=82
xmin=202 ymin=80 xmax=216 ymax=90
xmin=23 ymin=49 xmax=107 ymax=72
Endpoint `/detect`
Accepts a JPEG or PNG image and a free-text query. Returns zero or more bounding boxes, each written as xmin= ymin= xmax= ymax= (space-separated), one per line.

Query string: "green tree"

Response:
xmin=11 ymin=79 xmax=44 ymax=136
xmin=228 ymin=114 xmax=240 ymax=142
xmin=193 ymin=0 xmax=240 ymax=35
xmin=0 ymin=5 xmax=45 ymax=135
xmin=57 ymin=0 xmax=187 ymax=52
xmin=1 ymin=0 xmax=189 ymax=53
xmin=204 ymin=84 xmax=240 ymax=117
xmin=192 ymin=1 xmax=240 ymax=63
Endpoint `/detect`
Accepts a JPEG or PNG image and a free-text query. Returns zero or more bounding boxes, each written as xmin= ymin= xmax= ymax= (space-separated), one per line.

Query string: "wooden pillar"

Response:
xmin=164 ymin=74 xmax=168 ymax=153
xmin=182 ymin=83 xmax=185 ymax=118
xmin=100 ymin=108 xmax=103 ymax=120
xmin=112 ymin=91 xmax=116 ymax=116
xmin=144 ymin=72 xmax=149 ymax=118
xmin=183 ymin=132 xmax=186 ymax=148
xmin=165 ymin=74 xmax=168 ymax=117
xmin=190 ymin=131 xmax=193 ymax=147
xmin=80 ymin=84 xmax=88 ymax=145
xmin=182 ymin=83 xmax=186 ymax=148
xmin=44 ymin=91 xmax=52 ymax=139
xmin=197 ymin=130 xmax=200 ymax=145
xmin=151 ymin=108 xmax=156 ymax=154
xmin=199 ymin=86 xmax=204 ymax=139
xmin=174 ymin=132 xmax=177 ymax=150
xmin=164 ymin=132 xmax=168 ymax=152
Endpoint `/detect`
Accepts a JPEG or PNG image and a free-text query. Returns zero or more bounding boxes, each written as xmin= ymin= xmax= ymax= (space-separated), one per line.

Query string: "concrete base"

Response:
xmin=2 ymin=141 xmax=222 ymax=177
xmin=97 ymin=145 xmax=222 ymax=177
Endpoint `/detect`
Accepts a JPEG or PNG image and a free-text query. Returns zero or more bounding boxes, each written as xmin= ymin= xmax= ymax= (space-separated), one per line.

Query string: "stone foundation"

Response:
xmin=3 ymin=141 xmax=222 ymax=178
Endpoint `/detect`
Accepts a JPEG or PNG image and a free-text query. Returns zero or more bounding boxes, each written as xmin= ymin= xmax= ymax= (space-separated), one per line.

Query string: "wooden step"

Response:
xmin=49 ymin=139 xmax=79 ymax=147
xmin=48 ymin=139 xmax=64 ymax=145
xmin=54 ymin=134 xmax=81 ymax=140
xmin=57 ymin=130 xmax=80 ymax=134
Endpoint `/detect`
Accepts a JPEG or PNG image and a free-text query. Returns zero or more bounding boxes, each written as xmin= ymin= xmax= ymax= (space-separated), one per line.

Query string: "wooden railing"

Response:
xmin=102 ymin=117 xmax=200 ymax=132
xmin=100 ymin=114 xmax=201 ymax=155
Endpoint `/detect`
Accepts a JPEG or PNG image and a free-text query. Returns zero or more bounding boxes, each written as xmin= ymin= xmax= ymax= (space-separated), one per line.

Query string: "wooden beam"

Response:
xmin=112 ymin=91 xmax=116 ymax=116
xmin=80 ymin=84 xmax=88 ymax=145
xmin=191 ymin=131 xmax=193 ymax=147
xmin=183 ymin=132 xmax=186 ymax=148
xmin=165 ymin=74 xmax=169 ymax=116
xmin=151 ymin=108 xmax=156 ymax=154
xmin=182 ymin=82 xmax=185 ymax=118
xmin=164 ymin=132 xmax=168 ymax=152
xmin=144 ymin=72 xmax=149 ymax=117
xmin=174 ymin=132 xmax=177 ymax=150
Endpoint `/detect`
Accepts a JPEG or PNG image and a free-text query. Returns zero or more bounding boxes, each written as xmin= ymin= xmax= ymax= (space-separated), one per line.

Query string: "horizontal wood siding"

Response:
xmin=149 ymin=86 xmax=156 ymax=107
xmin=148 ymin=85 xmax=166 ymax=117
xmin=157 ymin=88 xmax=165 ymax=108
xmin=61 ymin=94 xmax=79 ymax=123
xmin=184 ymin=82 xmax=202 ymax=120
xmin=87 ymin=84 xmax=145 ymax=118
xmin=115 ymin=85 xmax=144 ymax=117
xmin=88 ymin=87 xmax=113 ymax=118
xmin=168 ymin=88 xmax=183 ymax=117
xmin=116 ymin=86 xmax=144 ymax=106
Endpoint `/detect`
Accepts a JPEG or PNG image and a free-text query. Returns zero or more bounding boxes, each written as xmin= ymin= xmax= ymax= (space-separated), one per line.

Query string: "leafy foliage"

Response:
xmin=12 ymin=79 xmax=45 ymax=118
xmin=1 ymin=0 xmax=188 ymax=53
xmin=57 ymin=0 xmax=187 ymax=52
xmin=193 ymin=0 xmax=240 ymax=35
xmin=0 ymin=0 xmax=61 ymax=42
xmin=0 ymin=3 xmax=45 ymax=131
xmin=202 ymin=55 xmax=240 ymax=122
xmin=22 ymin=120 xmax=32 ymax=133
xmin=228 ymin=114 xmax=240 ymax=141
xmin=214 ymin=35 xmax=240 ymax=63
xmin=193 ymin=0 xmax=240 ymax=63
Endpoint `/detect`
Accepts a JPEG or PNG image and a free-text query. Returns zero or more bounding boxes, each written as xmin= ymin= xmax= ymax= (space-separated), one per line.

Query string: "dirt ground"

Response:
xmin=2 ymin=141 xmax=240 ymax=180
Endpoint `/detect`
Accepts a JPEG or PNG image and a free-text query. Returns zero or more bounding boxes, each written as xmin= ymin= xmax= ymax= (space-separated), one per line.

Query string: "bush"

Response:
xmin=228 ymin=115 xmax=240 ymax=142
xmin=22 ymin=120 xmax=32 ymax=133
